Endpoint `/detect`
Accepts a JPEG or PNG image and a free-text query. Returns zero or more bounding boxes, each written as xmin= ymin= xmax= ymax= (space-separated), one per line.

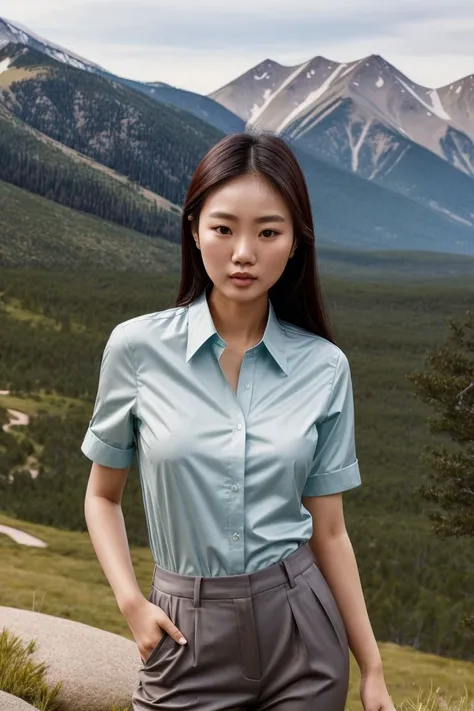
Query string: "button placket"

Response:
xmin=228 ymin=386 xmax=246 ymax=573
xmin=228 ymin=411 xmax=245 ymax=572
xmin=226 ymin=349 xmax=258 ymax=573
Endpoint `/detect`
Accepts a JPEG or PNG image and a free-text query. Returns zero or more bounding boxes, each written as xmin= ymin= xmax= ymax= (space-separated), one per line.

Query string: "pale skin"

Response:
xmin=84 ymin=172 xmax=395 ymax=710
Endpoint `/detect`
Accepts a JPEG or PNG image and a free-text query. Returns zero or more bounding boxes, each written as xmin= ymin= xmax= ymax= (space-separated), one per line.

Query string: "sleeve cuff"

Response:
xmin=80 ymin=427 xmax=135 ymax=469
xmin=302 ymin=459 xmax=361 ymax=497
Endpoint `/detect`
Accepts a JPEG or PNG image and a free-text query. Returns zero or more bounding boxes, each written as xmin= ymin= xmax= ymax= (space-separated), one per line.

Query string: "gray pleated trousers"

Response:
xmin=131 ymin=542 xmax=350 ymax=710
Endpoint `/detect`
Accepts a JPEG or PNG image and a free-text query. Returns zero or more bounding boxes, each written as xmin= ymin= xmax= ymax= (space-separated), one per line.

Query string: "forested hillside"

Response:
xmin=0 ymin=179 xmax=180 ymax=271
xmin=0 ymin=43 xmax=224 ymax=206
xmin=0 ymin=111 xmax=182 ymax=240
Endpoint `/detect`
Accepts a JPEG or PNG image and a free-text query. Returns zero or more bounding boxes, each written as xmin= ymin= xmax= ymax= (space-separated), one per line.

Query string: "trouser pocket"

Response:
xmin=142 ymin=627 xmax=171 ymax=668
xmin=139 ymin=586 xmax=193 ymax=688
xmin=301 ymin=561 xmax=349 ymax=652
xmin=284 ymin=562 xmax=349 ymax=681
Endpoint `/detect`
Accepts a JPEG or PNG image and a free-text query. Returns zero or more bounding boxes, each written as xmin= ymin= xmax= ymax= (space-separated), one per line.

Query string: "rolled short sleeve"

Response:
xmin=81 ymin=323 xmax=137 ymax=469
xmin=302 ymin=350 xmax=361 ymax=496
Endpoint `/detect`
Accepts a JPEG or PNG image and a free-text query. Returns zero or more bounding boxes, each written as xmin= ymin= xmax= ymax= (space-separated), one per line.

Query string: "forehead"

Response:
xmin=203 ymin=174 xmax=290 ymax=217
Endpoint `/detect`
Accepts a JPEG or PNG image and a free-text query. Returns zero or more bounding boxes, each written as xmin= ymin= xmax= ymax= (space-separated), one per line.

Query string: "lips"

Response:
xmin=230 ymin=274 xmax=256 ymax=279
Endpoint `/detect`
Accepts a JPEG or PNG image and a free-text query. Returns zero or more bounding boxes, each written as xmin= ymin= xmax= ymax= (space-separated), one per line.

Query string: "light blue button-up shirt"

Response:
xmin=80 ymin=286 xmax=361 ymax=576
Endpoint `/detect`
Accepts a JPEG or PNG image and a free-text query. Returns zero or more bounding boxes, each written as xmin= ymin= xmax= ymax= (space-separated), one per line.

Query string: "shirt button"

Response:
xmin=245 ymin=383 xmax=250 ymax=388
xmin=237 ymin=424 xmax=242 ymax=430
xmin=231 ymin=484 xmax=239 ymax=492
xmin=232 ymin=533 xmax=240 ymax=540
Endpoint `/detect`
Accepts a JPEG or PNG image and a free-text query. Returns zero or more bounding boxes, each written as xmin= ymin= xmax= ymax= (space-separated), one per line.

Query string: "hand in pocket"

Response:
xmin=121 ymin=594 xmax=187 ymax=662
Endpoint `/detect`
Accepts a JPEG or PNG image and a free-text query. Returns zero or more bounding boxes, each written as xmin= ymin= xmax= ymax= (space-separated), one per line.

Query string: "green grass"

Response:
xmin=0 ymin=513 xmax=154 ymax=636
xmin=0 ymin=627 xmax=63 ymax=711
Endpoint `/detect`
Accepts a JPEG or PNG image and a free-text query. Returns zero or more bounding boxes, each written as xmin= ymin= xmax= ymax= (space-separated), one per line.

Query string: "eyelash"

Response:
xmin=212 ymin=226 xmax=280 ymax=238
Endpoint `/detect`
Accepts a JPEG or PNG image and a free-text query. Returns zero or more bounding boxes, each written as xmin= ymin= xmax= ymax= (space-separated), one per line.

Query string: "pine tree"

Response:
xmin=406 ymin=309 xmax=474 ymax=631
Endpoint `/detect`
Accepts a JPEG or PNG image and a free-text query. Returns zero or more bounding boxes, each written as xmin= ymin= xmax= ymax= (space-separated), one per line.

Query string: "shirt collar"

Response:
xmin=186 ymin=286 xmax=289 ymax=376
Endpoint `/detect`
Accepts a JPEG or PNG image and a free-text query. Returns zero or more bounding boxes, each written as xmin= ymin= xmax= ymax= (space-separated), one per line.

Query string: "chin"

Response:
xmin=215 ymin=279 xmax=265 ymax=300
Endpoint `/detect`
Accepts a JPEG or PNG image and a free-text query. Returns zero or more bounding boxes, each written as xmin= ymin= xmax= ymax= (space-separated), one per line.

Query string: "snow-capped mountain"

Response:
xmin=1 ymin=15 xmax=473 ymax=255
xmin=208 ymin=54 xmax=474 ymax=178
xmin=0 ymin=17 xmax=105 ymax=73
xmin=0 ymin=17 xmax=244 ymax=136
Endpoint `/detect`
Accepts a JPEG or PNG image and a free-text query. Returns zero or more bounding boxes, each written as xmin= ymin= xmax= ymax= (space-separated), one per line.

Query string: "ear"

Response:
xmin=188 ymin=214 xmax=200 ymax=249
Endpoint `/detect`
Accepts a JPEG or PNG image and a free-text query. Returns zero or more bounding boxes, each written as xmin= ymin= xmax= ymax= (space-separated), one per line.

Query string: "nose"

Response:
xmin=232 ymin=236 xmax=257 ymax=264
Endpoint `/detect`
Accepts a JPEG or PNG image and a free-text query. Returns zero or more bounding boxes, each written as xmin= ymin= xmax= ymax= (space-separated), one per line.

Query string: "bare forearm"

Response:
xmin=307 ymin=532 xmax=383 ymax=676
xmin=84 ymin=494 xmax=144 ymax=614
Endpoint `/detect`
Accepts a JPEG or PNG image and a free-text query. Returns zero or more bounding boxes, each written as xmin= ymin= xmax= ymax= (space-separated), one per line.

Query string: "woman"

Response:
xmin=81 ymin=130 xmax=395 ymax=711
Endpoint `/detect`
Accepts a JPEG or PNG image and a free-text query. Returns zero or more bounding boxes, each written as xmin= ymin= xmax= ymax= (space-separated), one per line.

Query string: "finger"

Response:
xmin=160 ymin=617 xmax=187 ymax=645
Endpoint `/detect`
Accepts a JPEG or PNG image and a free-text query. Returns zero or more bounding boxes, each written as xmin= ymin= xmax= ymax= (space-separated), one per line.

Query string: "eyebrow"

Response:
xmin=207 ymin=210 xmax=287 ymax=223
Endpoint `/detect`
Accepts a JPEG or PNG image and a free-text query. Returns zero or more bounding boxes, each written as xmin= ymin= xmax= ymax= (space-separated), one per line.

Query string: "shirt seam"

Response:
xmin=118 ymin=323 xmax=139 ymax=414
xmin=324 ymin=351 xmax=341 ymax=420
xmin=122 ymin=306 xmax=187 ymax=327
xmin=311 ymin=459 xmax=359 ymax=478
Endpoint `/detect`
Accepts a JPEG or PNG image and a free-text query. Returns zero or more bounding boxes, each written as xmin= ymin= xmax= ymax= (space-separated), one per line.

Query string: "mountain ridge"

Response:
xmin=0 ymin=16 xmax=105 ymax=72
xmin=1 ymin=18 xmax=474 ymax=256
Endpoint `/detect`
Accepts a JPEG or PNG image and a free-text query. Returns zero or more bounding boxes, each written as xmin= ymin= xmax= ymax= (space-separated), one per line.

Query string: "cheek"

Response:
xmin=200 ymin=239 xmax=229 ymax=270
xmin=265 ymin=244 xmax=293 ymax=273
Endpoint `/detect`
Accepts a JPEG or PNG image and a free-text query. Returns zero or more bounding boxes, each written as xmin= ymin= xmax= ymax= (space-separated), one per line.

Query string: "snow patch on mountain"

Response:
xmin=349 ymin=118 xmax=372 ymax=172
xmin=4 ymin=20 xmax=28 ymax=45
xmin=395 ymin=75 xmax=451 ymax=120
xmin=275 ymin=63 xmax=348 ymax=133
xmin=1 ymin=16 xmax=105 ymax=72
xmin=48 ymin=48 xmax=90 ymax=70
xmin=339 ymin=63 xmax=352 ymax=79
xmin=0 ymin=56 xmax=11 ymax=74
xmin=249 ymin=59 xmax=313 ymax=125
xmin=428 ymin=89 xmax=451 ymax=121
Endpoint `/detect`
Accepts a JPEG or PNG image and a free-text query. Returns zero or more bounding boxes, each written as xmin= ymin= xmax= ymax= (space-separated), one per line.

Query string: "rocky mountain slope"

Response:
xmin=1 ymin=19 xmax=473 ymax=256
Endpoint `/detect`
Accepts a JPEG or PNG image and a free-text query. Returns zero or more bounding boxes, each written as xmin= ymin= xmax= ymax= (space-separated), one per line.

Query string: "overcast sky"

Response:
xmin=3 ymin=0 xmax=474 ymax=93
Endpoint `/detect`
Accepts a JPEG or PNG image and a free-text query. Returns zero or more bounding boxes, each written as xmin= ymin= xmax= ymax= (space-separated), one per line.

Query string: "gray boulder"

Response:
xmin=0 ymin=691 xmax=39 ymax=710
xmin=0 ymin=606 xmax=141 ymax=711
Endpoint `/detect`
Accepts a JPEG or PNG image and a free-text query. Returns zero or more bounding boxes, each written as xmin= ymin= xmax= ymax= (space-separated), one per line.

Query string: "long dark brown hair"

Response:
xmin=174 ymin=128 xmax=336 ymax=345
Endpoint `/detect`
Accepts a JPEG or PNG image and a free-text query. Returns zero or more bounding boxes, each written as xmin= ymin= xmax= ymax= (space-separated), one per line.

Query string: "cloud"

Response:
xmin=28 ymin=1 xmax=474 ymax=50
xmin=1 ymin=0 xmax=473 ymax=91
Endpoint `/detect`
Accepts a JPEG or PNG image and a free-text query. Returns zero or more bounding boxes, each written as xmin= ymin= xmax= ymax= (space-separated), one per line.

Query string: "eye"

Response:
xmin=212 ymin=226 xmax=280 ymax=238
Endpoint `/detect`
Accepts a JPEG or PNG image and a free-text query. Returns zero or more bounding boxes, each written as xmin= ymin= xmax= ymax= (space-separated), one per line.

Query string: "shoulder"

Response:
xmin=111 ymin=304 xmax=188 ymax=348
xmin=279 ymin=319 xmax=348 ymax=374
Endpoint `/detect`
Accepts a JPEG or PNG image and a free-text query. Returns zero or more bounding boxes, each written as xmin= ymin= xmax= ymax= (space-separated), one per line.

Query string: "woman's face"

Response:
xmin=192 ymin=173 xmax=296 ymax=302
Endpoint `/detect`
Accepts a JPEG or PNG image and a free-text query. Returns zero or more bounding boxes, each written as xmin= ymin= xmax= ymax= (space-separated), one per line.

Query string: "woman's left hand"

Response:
xmin=360 ymin=668 xmax=397 ymax=711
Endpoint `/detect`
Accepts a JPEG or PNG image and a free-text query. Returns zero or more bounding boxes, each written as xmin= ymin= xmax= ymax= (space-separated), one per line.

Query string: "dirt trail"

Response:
xmin=0 ymin=524 xmax=48 ymax=547
xmin=0 ymin=389 xmax=48 ymax=547
xmin=1 ymin=389 xmax=39 ymax=477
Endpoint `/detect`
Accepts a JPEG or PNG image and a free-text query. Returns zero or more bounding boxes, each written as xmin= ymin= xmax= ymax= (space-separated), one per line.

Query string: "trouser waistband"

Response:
xmin=151 ymin=542 xmax=316 ymax=606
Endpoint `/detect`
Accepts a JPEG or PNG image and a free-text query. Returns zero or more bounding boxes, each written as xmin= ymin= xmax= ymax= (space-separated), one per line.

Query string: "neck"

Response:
xmin=207 ymin=286 xmax=268 ymax=348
